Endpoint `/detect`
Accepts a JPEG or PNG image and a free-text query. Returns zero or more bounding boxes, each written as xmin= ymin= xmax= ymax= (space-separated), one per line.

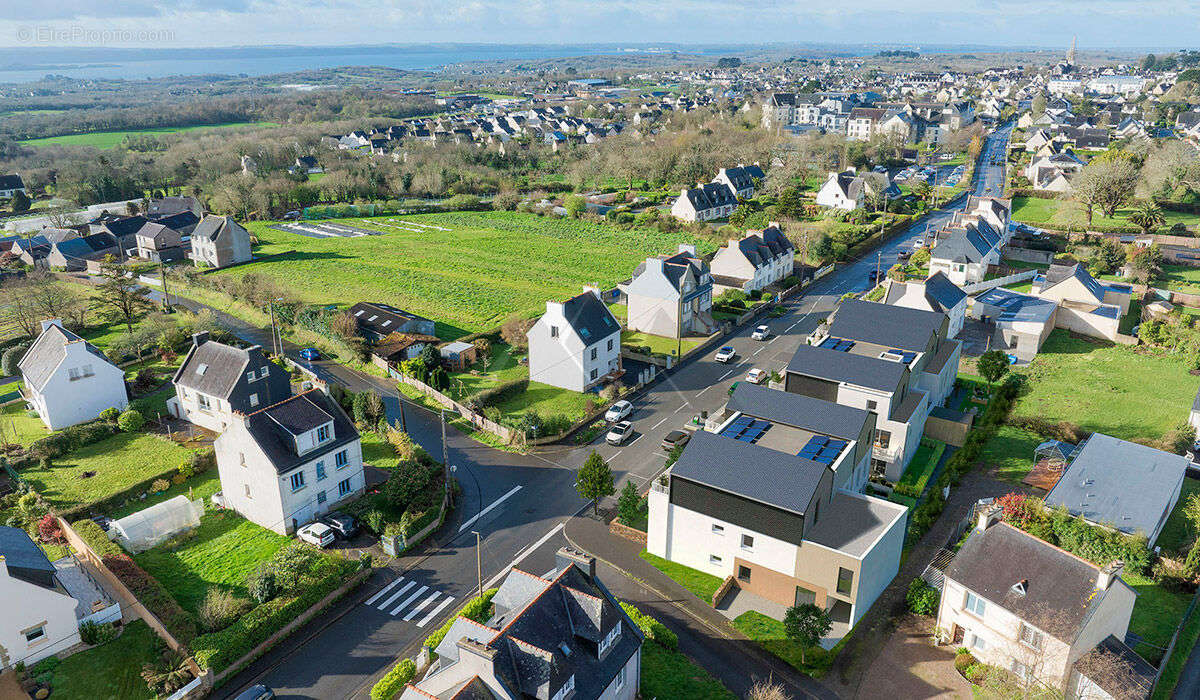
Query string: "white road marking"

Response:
xmin=404 ymin=592 xmax=441 ymax=621
xmin=674 ymin=403 xmax=687 ymax=413
xmin=752 ymin=347 xmax=764 ymax=356
xmin=365 ymin=577 xmax=403 ymax=606
xmin=651 ymin=416 xmax=670 ymax=430
xmin=485 ymin=522 xmax=565 ymax=590
xmin=610 ymin=449 xmax=624 ymax=461
xmin=377 ymin=580 xmax=416 ymax=610
xmin=391 ymin=585 xmax=429 ymax=616
xmin=459 ymin=485 xmax=523 ymax=533
xmin=416 ymin=596 xmax=456 ymax=628
xmin=718 ymin=369 xmax=735 ymax=381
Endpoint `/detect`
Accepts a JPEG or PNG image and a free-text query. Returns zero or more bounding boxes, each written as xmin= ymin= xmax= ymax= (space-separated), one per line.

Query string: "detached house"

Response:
xmin=670 ymin=182 xmax=738 ymax=222
xmin=938 ymin=514 xmax=1140 ymax=696
xmin=815 ymin=170 xmax=866 ymax=211
xmin=1029 ymin=263 xmax=1133 ymax=342
xmin=170 ymin=333 xmax=292 ymax=432
xmin=190 ymin=215 xmax=252 ymax=269
xmin=527 ymin=287 xmax=622 ymax=393
xmin=19 ymin=320 xmax=127 ymax=430
xmin=348 ymin=302 xmax=436 ymax=343
xmin=709 ymin=224 xmax=795 ymax=293
xmin=0 ymin=174 xmax=27 ymax=199
xmin=214 ymin=390 xmax=364 ymax=535
xmin=46 ymin=233 xmax=119 ymax=272
xmin=929 ymin=214 xmax=1004 ymax=285
xmin=623 ymin=245 xmax=716 ymax=339
xmin=712 ymin=163 xmax=766 ymax=199
xmin=133 ymin=222 xmax=185 ymax=263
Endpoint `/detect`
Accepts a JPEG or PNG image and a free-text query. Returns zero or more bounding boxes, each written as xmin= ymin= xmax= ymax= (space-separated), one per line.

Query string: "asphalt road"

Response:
xmin=212 ymin=122 xmax=1013 ymax=699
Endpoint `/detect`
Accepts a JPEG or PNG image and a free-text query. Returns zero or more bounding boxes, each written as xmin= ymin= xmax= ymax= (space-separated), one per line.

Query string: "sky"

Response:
xmin=0 ymin=0 xmax=1197 ymax=50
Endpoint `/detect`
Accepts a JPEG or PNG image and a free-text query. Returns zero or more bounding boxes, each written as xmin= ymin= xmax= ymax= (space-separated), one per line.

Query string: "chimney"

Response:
xmin=246 ymin=344 xmax=262 ymax=355
xmin=40 ymin=319 xmax=62 ymax=333
xmin=582 ymin=284 xmax=601 ymax=299
xmin=768 ymin=221 xmax=781 ymax=230
xmin=644 ymin=257 xmax=664 ymax=276
xmin=975 ymin=505 xmax=1002 ymax=533
xmin=556 ymin=546 xmax=596 ymax=579
xmin=192 ymin=331 xmax=210 ymax=347
xmin=677 ymin=243 xmax=696 ymax=256
xmin=729 ymin=238 xmax=741 ymax=249
xmin=1097 ymin=561 xmax=1124 ymax=590
xmin=0 ymin=555 xmax=6 ymax=579
xmin=546 ymin=300 xmax=564 ymax=317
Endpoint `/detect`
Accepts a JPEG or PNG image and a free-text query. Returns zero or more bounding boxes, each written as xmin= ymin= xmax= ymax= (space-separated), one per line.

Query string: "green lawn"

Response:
xmin=1155 ymin=478 xmax=1200 ymax=556
xmin=621 ymin=330 xmax=706 ymax=357
xmin=980 ymin=425 xmax=1043 ymax=483
xmin=640 ymin=638 xmax=736 ymax=699
xmin=445 ymin=344 xmax=527 ymax=399
xmin=491 ymin=380 xmax=594 ymax=423
xmin=111 ymin=472 xmax=221 ymax=520
xmin=0 ymin=401 xmax=49 ymax=446
xmin=896 ymin=439 xmax=946 ymax=494
xmin=639 ymin=551 xmax=723 ymax=602
xmin=134 ymin=508 xmax=289 ymax=614
xmin=1127 ymin=572 xmax=1191 ymax=665
xmin=43 ymin=620 xmax=159 ymax=700
xmin=19 ymin=432 xmax=192 ymax=511
xmin=1154 ymin=598 xmax=1200 ymax=700
xmin=1012 ymin=330 xmax=1196 ymax=443
xmin=732 ymin=610 xmax=834 ymax=676
xmin=20 ymin=121 xmax=279 ymax=148
xmin=1011 ymin=197 xmax=1200 ymax=231
xmin=229 ymin=212 xmax=711 ymax=337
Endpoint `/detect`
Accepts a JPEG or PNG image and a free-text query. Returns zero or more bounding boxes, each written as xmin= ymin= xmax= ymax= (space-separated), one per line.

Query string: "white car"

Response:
xmin=715 ymin=346 xmax=736 ymax=363
xmin=297 ymin=522 xmax=336 ymax=548
xmin=746 ymin=368 xmax=768 ymax=384
xmin=606 ymin=420 xmax=634 ymax=446
xmin=751 ymin=325 xmax=770 ymax=341
xmin=605 ymin=400 xmax=633 ymax=422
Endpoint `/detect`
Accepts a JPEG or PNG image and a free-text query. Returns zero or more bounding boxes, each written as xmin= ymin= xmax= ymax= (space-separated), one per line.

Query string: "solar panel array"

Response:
xmin=798 ymin=435 xmax=849 ymax=465
xmin=886 ymin=349 xmax=918 ymax=364
xmin=720 ymin=416 xmax=772 ymax=443
xmin=819 ymin=337 xmax=856 ymax=352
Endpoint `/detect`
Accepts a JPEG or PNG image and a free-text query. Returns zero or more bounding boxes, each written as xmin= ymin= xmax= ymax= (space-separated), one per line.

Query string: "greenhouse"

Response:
xmin=110 ymin=495 xmax=204 ymax=553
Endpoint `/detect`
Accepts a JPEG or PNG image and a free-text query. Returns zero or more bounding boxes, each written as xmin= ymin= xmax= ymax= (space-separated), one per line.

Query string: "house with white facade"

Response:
xmin=213 ymin=390 xmax=364 ymax=535
xmin=170 ymin=333 xmax=292 ymax=432
xmin=884 ymin=271 xmax=969 ymax=339
xmin=1028 ymin=263 xmax=1133 ymax=342
xmin=761 ymin=93 xmax=820 ymax=129
xmin=709 ymin=224 xmax=795 ymax=293
xmin=622 ymin=245 xmax=716 ymax=339
xmin=527 ymin=287 xmax=622 ymax=393
xmin=712 ymin=163 xmax=766 ymax=200
xmin=815 ymin=170 xmax=866 ymax=211
xmin=404 ymin=547 xmax=642 ymax=700
xmin=937 ymin=512 xmax=1141 ymax=696
xmin=670 ymin=182 xmax=738 ymax=222
xmin=190 ymin=215 xmax=252 ymax=269
xmin=928 ymin=214 xmax=1004 ymax=285
xmin=0 ymin=174 xmax=27 ymax=199
xmin=19 ymin=320 xmax=127 ymax=430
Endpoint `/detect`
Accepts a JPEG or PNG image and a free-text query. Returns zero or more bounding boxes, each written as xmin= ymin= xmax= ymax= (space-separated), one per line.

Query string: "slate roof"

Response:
xmin=681 ymin=181 xmax=737 ymax=213
xmin=102 ymin=215 xmax=149 ymax=238
xmin=1073 ymin=635 xmax=1156 ymax=700
xmin=191 ymin=215 xmax=238 ymax=242
xmin=153 ymin=210 xmax=200 ymax=233
xmin=0 ymin=525 xmax=57 ymax=588
xmin=1043 ymin=263 xmax=1107 ymax=303
xmin=726 ymin=382 xmax=869 ymax=441
xmin=53 ymin=233 xmax=118 ymax=261
xmin=827 ymin=299 xmax=943 ymax=352
xmin=1045 ymin=433 xmax=1188 ymax=541
xmin=556 ymin=291 xmax=620 ymax=345
xmin=946 ymin=522 xmax=1120 ymax=642
xmin=670 ymin=430 xmax=826 ymax=516
xmin=173 ymin=338 xmax=257 ymax=399
xmin=0 ymin=174 xmax=25 ymax=190
xmin=242 ymin=391 xmax=359 ymax=474
xmin=787 ymin=343 xmax=907 ymax=392
xmin=19 ymin=324 xmax=112 ymax=391
xmin=349 ymin=302 xmax=434 ymax=338
xmin=922 ymin=272 xmax=968 ymax=311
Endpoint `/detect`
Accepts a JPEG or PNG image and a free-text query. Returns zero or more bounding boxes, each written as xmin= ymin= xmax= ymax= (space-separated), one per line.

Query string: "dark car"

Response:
xmin=90 ymin=515 xmax=113 ymax=532
xmin=868 ymin=269 xmax=882 ymax=283
xmin=234 ymin=685 xmax=275 ymax=700
xmin=298 ymin=347 xmax=320 ymax=361
xmin=661 ymin=430 xmax=691 ymax=451
xmin=321 ymin=512 xmax=359 ymax=539
xmin=898 ymin=250 xmax=912 ymax=261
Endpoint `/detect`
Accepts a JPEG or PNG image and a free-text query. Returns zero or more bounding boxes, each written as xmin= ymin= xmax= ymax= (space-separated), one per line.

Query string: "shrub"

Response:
xmin=99 ymin=407 xmax=120 ymax=422
xmin=0 ymin=344 xmax=29 ymax=376
xmin=79 ymin=620 xmax=119 ymax=646
xmin=255 ymin=541 xmax=322 ymax=589
xmin=248 ymin=571 xmax=278 ymax=604
xmin=117 ymin=408 xmax=145 ymax=432
xmin=906 ymin=578 xmax=940 ymax=616
xmin=385 ymin=462 xmax=434 ymax=512
xmin=954 ymin=650 xmax=977 ymax=674
xmin=198 ymin=588 xmax=253 ymax=632
xmin=619 ymin=601 xmax=678 ymax=650
xmin=465 ymin=378 xmax=529 ymax=410
xmin=370 ymin=658 xmax=416 ymax=700
xmin=424 ymin=589 xmax=499 ymax=652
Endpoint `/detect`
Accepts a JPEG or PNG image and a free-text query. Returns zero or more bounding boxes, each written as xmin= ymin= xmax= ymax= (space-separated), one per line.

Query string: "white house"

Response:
xmin=709 ymin=224 xmax=795 ymax=293
xmin=170 ymin=333 xmax=292 ymax=432
xmin=18 ymin=320 xmax=127 ymax=430
xmin=213 ymin=390 xmax=364 ymax=535
xmin=815 ymin=170 xmax=866 ymax=211
xmin=884 ymin=272 xmax=968 ymax=339
xmin=622 ymin=245 xmax=715 ymax=339
xmin=928 ymin=216 xmax=1004 ymax=286
xmin=0 ymin=174 xmax=26 ymax=199
xmin=712 ymin=163 xmax=766 ymax=200
xmin=670 ymin=182 xmax=738 ymax=222
xmin=526 ymin=287 xmax=622 ymax=393
xmin=190 ymin=215 xmax=252 ymax=269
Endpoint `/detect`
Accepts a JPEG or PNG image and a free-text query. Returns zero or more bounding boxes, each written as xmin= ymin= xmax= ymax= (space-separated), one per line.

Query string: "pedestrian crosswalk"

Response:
xmin=363 ymin=576 xmax=456 ymax=627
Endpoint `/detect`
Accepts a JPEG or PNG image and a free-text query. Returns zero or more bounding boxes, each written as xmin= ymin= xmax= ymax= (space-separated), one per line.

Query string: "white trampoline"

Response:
xmin=111 ymin=495 xmax=203 ymax=553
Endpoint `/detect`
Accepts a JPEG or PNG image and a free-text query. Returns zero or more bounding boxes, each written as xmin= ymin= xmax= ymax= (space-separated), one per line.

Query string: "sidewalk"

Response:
xmin=564 ymin=514 xmax=840 ymax=700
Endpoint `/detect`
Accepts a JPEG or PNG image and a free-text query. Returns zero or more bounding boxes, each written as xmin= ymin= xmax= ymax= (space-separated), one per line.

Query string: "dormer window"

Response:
xmin=317 ymin=425 xmax=331 ymax=443
xmin=551 ymin=675 xmax=575 ymax=700
xmin=1011 ymin=579 xmax=1027 ymax=596
xmin=599 ymin=624 xmax=621 ymax=656
xmin=196 ymin=363 xmax=208 ymax=375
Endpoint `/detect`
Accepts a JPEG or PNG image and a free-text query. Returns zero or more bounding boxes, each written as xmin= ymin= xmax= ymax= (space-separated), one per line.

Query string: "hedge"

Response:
xmin=423 ymin=588 xmax=498 ymax=653
xmin=27 ymin=417 xmax=118 ymax=460
xmin=370 ymin=659 xmax=416 ymax=700
xmin=465 ymin=378 xmax=528 ymax=410
xmin=191 ymin=555 xmax=359 ymax=671
xmin=619 ymin=601 xmax=678 ymax=650
xmin=71 ymin=518 xmax=199 ymax=644
xmin=844 ymin=215 xmax=915 ymax=261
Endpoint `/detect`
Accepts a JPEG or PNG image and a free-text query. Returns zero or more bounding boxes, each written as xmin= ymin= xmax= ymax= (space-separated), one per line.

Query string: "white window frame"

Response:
xmin=964 ymin=591 xmax=987 ymax=617
xmin=249 ymin=393 xmax=259 ymax=408
xmin=741 ymin=534 xmax=754 ymax=550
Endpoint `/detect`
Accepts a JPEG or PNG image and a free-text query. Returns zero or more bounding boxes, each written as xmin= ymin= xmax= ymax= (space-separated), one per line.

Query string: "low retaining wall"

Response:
xmin=608 ymin=520 xmax=647 ymax=545
xmin=712 ymin=575 xmax=737 ymax=608
xmin=1002 ymin=246 xmax=1055 ymax=265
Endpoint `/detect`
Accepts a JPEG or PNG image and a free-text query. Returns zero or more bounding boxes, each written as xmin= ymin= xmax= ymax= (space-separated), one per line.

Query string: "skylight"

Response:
xmin=196 ymin=363 xmax=208 ymax=375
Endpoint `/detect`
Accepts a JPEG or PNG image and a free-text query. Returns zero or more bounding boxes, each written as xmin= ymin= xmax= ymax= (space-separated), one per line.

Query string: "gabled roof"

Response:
xmin=558 ymin=291 xmax=620 ymax=345
xmin=1073 ymin=635 xmax=1155 ymax=700
xmin=827 ymin=299 xmax=943 ymax=352
xmin=0 ymin=525 xmax=57 ymax=588
xmin=1042 ymin=263 xmax=1106 ymax=303
xmin=349 ymin=302 xmax=433 ymax=337
xmin=0 ymin=174 xmax=25 ymax=190
xmin=18 ymin=323 xmax=113 ymax=391
xmin=681 ymin=181 xmax=737 ymax=211
xmin=922 ymin=272 xmax=968 ymax=311
xmin=54 ymin=233 xmax=118 ymax=260
xmin=726 ymin=382 xmax=868 ymax=441
xmin=101 ymin=215 xmax=149 ymax=238
xmin=787 ymin=343 xmax=907 ymax=392
xmin=173 ymin=338 xmax=254 ymax=399
xmin=191 ymin=215 xmax=243 ymax=242
xmin=239 ymin=391 xmax=359 ymax=474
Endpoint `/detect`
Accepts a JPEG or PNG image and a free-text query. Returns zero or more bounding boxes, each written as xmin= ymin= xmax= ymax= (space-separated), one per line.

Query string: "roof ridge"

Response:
xmin=491 ymin=565 xmax=573 ymax=639
xmin=993 ymin=522 xmax=1102 ymax=573
xmin=241 ymin=387 xmax=320 ymax=418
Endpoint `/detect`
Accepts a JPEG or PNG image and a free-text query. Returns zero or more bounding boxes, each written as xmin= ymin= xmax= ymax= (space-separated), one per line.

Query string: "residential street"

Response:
xmin=203 ymin=123 xmax=1011 ymax=699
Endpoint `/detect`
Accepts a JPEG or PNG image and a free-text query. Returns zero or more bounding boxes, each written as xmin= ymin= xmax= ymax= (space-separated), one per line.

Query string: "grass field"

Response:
xmin=20 ymin=121 xmax=279 ymax=148
xmin=134 ymin=508 xmax=289 ymax=614
xmin=732 ymin=610 xmax=834 ymax=676
xmin=896 ymin=439 xmax=946 ymax=494
xmin=230 ymin=212 xmax=710 ymax=337
xmin=621 ymin=330 xmax=706 ymax=357
xmin=44 ymin=620 xmax=159 ymax=700
xmin=20 ymin=432 xmax=191 ymax=511
xmin=980 ymin=425 xmax=1043 ymax=483
xmin=640 ymin=638 xmax=736 ymax=699
xmin=1011 ymin=331 xmax=1196 ymax=443
xmin=111 ymin=472 xmax=221 ymax=520
xmin=1155 ymin=478 xmax=1200 ymax=556
xmin=1154 ymin=600 xmax=1200 ymax=700
xmin=1127 ymin=572 xmax=1191 ymax=665
xmin=639 ymin=551 xmax=723 ymax=602
xmin=1011 ymin=197 xmax=1200 ymax=231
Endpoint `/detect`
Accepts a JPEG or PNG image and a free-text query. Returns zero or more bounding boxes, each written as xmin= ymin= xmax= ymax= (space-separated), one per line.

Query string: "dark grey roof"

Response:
xmin=1044 ymin=263 xmax=1107 ymax=303
xmin=54 ymin=233 xmax=118 ymax=260
xmin=727 ymin=382 xmax=868 ymax=441
xmin=787 ymin=343 xmax=907 ymax=392
xmin=559 ymin=291 xmax=620 ymax=345
xmin=0 ymin=174 xmax=25 ymax=190
xmin=173 ymin=340 xmax=252 ymax=398
xmin=682 ymin=181 xmax=737 ymax=212
xmin=191 ymin=215 xmax=239 ymax=242
xmin=827 ymin=299 xmax=943 ymax=352
xmin=670 ymin=430 xmax=826 ymax=516
xmin=19 ymin=324 xmax=112 ymax=390
xmin=153 ymin=210 xmax=200 ymax=232
xmin=923 ymin=272 xmax=967 ymax=311
xmin=0 ymin=525 xmax=56 ymax=589
xmin=947 ymin=523 xmax=1118 ymax=642
xmin=1073 ymin=635 xmax=1155 ymax=700
xmin=102 ymin=215 xmax=149 ymax=238
xmin=1045 ymin=433 xmax=1188 ymax=540
xmin=348 ymin=302 xmax=434 ymax=338
xmin=242 ymin=391 xmax=358 ymax=474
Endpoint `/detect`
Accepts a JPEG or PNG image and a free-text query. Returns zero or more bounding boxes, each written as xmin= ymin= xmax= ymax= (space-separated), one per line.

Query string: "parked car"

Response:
xmin=605 ymin=400 xmax=633 ymax=422
xmin=746 ymin=368 xmax=768 ymax=384
xmin=297 ymin=522 xmax=336 ymax=548
xmin=234 ymin=686 xmax=275 ymax=700
xmin=868 ymin=269 xmax=882 ymax=283
xmin=606 ymin=421 xmax=634 ymax=446
xmin=320 ymin=512 xmax=359 ymax=540
xmin=283 ymin=210 xmax=301 ymax=220
xmin=298 ymin=347 xmax=321 ymax=361
xmin=661 ymin=430 xmax=691 ymax=450
xmin=715 ymin=346 xmax=736 ymax=363
xmin=751 ymin=325 xmax=770 ymax=341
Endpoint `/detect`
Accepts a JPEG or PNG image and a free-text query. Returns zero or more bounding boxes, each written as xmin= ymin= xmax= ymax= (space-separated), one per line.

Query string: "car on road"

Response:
xmin=320 ymin=512 xmax=359 ymax=540
xmin=234 ymin=685 xmax=275 ymax=700
xmin=868 ymin=269 xmax=882 ymax=283
xmin=283 ymin=210 xmax=301 ymax=220
xmin=746 ymin=368 xmax=768 ymax=384
xmin=751 ymin=325 xmax=770 ymax=341
xmin=661 ymin=430 xmax=691 ymax=450
xmin=912 ymin=238 xmax=925 ymax=248
xmin=298 ymin=347 xmax=320 ymax=361
xmin=297 ymin=522 xmax=336 ymax=548
xmin=715 ymin=346 xmax=736 ymax=363
xmin=605 ymin=400 xmax=633 ymax=422
xmin=606 ymin=420 xmax=634 ymax=446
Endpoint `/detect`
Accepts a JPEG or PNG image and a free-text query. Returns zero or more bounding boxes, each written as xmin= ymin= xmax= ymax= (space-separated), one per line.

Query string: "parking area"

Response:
xmin=270 ymin=221 xmax=383 ymax=238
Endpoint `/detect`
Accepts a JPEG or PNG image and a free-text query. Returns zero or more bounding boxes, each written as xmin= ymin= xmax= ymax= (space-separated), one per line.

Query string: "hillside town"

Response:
xmin=3 ymin=34 xmax=1200 ymax=700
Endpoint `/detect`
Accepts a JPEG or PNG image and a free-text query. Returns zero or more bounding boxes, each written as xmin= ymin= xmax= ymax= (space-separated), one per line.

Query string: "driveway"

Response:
xmin=854 ymin=613 xmax=970 ymax=699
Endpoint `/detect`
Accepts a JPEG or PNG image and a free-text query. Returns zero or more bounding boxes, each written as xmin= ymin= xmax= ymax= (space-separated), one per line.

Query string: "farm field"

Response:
xmin=1009 ymin=330 xmax=1195 ymax=443
xmin=230 ymin=212 xmax=711 ymax=338
xmin=20 ymin=121 xmax=279 ymax=148
xmin=1011 ymin=197 xmax=1200 ymax=231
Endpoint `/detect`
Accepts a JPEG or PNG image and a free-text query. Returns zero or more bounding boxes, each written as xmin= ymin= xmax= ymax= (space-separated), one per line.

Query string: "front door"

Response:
xmin=952 ymin=624 xmax=965 ymax=645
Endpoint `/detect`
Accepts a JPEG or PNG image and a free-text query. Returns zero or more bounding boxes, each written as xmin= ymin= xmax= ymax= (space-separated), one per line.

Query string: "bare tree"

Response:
xmin=91 ymin=256 xmax=153 ymax=333
xmin=746 ymin=679 xmax=790 ymax=700
xmin=1073 ymin=157 xmax=1139 ymax=226
xmin=0 ymin=277 xmax=41 ymax=337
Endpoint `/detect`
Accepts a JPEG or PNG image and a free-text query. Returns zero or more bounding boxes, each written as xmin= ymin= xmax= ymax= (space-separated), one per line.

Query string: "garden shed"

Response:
xmin=110 ymin=495 xmax=203 ymax=553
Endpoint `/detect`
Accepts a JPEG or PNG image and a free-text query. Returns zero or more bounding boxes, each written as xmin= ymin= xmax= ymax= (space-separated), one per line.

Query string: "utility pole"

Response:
xmin=471 ymin=530 xmax=483 ymax=601
xmin=441 ymin=409 xmax=450 ymax=501
xmin=268 ymin=303 xmax=279 ymax=357
xmin=876 ymin=251 xmax=882 ymax=286
xmin=159 ymin=261 xmax=172 ymax=311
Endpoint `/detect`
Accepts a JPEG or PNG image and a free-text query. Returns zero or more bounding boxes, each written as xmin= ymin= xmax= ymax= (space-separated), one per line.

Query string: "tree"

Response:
xmin=576 ymin=451 xmax=614 ymax=515
xmin=1183 ymin=493 xmax=1200 ymax=574
xmin=1128 ymin=201 xmax=1165 ymax=236
xmin=782 ymin=603 xmax=832 ymax=664
xmin=1130 ymin=244 xmax=1164 ymax=284
xmin=977 ymin=350 xmax=1011 ymax=388
xmin=1092 ymin=238 xmax=1127 ymax=274
xmin=1073 ymin=157 xmax=1140 ymax=225
xmin=564 ymin=194 xmax=586 ymax=218
xmin=92 ymin=255 xmax=152 ymax=333
xmin=617 ymin=480 xmax=641 ymax=525
xmin=1031 ymin=94 xmax=1047 ymax=118
xmin=9 ymin=190 xmax=30 ymax=213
